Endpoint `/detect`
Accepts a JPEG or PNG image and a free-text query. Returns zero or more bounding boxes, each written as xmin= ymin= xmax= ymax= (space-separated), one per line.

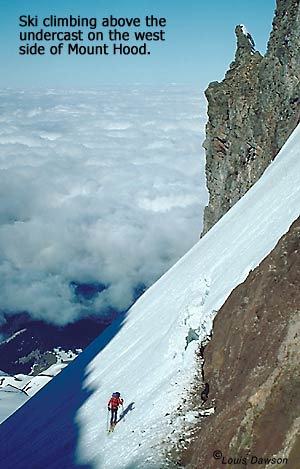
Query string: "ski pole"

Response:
xmin=107 ymin=408 xmax=110 ymax=431
xmin=122 ymin=402 xmax=125 ymax=422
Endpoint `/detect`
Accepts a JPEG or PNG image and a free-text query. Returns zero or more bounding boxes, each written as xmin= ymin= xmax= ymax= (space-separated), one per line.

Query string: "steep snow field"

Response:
xmin=0 ymin=125 xmax=300 ymax=468
xmin=0 ymin=377 xmax=28 ymax=425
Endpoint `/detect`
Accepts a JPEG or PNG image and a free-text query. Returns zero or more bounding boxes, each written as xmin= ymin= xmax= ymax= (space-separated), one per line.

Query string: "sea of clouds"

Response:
xmin=0 ymin=86 xmax=207 ymax=325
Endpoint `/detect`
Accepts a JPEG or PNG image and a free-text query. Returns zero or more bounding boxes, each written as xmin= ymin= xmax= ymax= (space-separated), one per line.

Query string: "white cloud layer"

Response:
xmin=0 ymin=87 xmax=207 ymax=325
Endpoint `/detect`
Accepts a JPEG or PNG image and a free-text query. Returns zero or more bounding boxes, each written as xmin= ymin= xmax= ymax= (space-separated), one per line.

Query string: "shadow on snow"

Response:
xmin=0 ymin=311 xmax=128 ymax=469
xmin=117 ymin=402 xmax=135 ymax=423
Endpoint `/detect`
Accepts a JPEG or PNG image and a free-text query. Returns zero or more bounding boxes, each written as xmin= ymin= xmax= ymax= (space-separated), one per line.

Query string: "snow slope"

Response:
xmin=0 ymin=349 xmax=80 ymax=424
xmin=0 ymin=125 xmax=300 ymax=468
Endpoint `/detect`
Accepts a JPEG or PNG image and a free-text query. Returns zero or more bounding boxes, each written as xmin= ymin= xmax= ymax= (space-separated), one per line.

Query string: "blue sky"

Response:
xmin=1 ymin=0 xmax=276 ymax=88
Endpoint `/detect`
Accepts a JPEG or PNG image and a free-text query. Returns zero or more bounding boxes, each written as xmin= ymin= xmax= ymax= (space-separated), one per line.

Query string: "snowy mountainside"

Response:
xmin=0 ymin=125 xmax=300 ymax=468
xmin=0 ymin=348 xmax=80 ymax=424
xmin=0 ymin=313 xmax=109 ymax=376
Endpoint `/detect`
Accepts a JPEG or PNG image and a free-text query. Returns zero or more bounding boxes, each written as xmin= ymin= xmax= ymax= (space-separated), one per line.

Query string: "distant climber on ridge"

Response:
xmin=108 ymin=392 xmax=123 ymax=429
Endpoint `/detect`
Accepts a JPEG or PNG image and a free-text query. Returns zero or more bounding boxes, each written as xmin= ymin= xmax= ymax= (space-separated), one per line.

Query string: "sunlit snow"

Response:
xmin=0 ymin=122 xmax=299 ymax=468
xmin=0 ymin=348 xmax=80 ymax=424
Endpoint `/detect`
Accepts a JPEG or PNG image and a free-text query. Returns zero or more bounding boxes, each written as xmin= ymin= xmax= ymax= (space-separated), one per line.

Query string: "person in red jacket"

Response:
xmin=108 ymin=392 xmax=123 ymax=428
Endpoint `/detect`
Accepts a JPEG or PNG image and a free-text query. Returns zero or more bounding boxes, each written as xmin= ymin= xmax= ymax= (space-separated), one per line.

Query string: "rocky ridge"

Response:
xmin=202 ymin=0 xmax=300 ymax=235
xmin=179 ymin=218 xmax=300 ymax=468
xmin=174 ymin=1 xmax=300 ymax=466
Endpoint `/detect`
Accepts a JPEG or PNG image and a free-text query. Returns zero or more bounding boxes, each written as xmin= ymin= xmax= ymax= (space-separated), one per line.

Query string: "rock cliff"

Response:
xmin=173 ymin=2 xmax=300 ymax=466
xmin=178 ymin=219 xmax=300 ymax=468
xmin=202 ymin=0 xmax=300 ymax=235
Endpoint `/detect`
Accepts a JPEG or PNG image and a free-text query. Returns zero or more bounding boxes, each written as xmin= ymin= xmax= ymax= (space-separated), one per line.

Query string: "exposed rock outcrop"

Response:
xmin=202 ymin=0 xmax=300 ymax=235
xmin=179 ymin=219 xmax=300 ymax=468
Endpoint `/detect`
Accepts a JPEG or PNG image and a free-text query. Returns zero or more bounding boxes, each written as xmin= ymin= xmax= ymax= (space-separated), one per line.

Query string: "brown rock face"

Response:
xmin=179 ymin=219 xmax=300 ymax=468
xmin=202 ymin=0 xmax=300 ymax=235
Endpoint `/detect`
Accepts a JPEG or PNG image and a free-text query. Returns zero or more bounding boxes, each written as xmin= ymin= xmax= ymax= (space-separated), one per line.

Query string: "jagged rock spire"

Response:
xmin=240 ymin=24 xmax=255 ymax=51
xmin=234 ymin=24 xmax=256 ymax=65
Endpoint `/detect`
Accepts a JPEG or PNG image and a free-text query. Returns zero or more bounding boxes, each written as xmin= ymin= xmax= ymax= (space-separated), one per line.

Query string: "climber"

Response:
xmin=108 ymin=392 xmax=123 ymax=427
